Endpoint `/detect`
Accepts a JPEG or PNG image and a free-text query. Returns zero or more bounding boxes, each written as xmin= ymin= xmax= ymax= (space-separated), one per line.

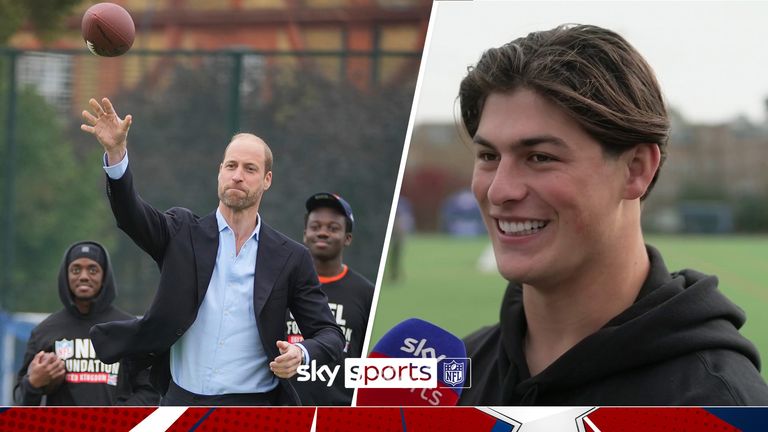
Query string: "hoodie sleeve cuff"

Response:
xmin=19 ymin=375 xmax=44 ymax=405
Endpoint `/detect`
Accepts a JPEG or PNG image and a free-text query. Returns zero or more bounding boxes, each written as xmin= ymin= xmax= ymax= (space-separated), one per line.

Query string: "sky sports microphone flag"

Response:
xmin=356 ymin=318 xmax=470 ymax=406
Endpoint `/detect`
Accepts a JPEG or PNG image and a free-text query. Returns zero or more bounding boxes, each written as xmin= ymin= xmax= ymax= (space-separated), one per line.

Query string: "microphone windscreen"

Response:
xmin=357 ymin=318 xmax=467 ymax=406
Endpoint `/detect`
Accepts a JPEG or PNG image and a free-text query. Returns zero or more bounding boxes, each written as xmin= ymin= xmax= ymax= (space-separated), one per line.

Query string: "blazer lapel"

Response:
xmin=253 ymin=223 xmax=289 ymax=317
xmin=191 ymin=212 xmax=219 ymax=307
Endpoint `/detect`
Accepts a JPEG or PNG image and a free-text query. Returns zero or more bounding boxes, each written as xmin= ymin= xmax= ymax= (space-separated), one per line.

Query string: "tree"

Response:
xmin=0 ymin=0 xmax=83 ymax=44
xmin=0 ymin=84 xmax=116 ymax=312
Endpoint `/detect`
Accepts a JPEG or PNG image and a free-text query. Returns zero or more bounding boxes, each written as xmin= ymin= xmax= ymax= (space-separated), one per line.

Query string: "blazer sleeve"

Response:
xmin=287 ymin=247 xmax=345 ymax=366
xmin=106 ymin=164 xmax=179 ymax=264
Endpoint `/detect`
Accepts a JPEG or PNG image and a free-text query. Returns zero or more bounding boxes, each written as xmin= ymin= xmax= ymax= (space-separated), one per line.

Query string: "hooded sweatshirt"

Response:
xmin=460 ymin=245 xmax=768 ymax=405
xmin=14 ymin=241 xmax=159 ymax=406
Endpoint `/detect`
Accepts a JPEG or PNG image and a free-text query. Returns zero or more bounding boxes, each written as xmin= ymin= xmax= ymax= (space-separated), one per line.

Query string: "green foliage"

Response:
xmin=0 ymin=0 xmax=25 ymax=43
xmin=1 ymin=72 xmax=115 ymax=312
xmin=0 ymin=0 xmax=83 ymax=44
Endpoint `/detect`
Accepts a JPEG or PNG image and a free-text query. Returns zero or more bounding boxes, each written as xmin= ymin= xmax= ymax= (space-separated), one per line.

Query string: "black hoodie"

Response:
xmin=14 ymin=241 xmax=159 ymax=406
xmin=460 ymin=245 xmax=768 ymax=405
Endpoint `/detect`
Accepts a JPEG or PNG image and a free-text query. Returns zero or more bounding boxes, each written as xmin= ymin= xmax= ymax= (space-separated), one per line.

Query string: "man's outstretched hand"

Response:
xmin=81 ymin=97 xmax=132 ymax=166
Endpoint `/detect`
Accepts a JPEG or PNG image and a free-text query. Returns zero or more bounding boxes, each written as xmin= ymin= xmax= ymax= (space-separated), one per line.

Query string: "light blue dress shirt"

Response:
xmin=103 ymin=152 xmax=308 ymax=395
xmin=169 ymin=209 xmax=275 ymax=394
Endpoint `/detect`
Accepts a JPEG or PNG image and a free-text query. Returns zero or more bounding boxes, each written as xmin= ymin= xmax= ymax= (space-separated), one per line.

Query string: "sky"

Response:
xmin=413 ymin=1 xmax=768 ymax=125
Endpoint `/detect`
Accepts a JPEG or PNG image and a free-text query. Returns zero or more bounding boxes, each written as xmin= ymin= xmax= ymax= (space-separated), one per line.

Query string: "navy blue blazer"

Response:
xmin=90 ymin=165 xmax=345 ymax=404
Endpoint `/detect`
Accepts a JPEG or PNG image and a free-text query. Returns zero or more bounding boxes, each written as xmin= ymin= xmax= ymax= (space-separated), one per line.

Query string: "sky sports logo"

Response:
xmin=296 ymin=357 xmax=471 ymax=389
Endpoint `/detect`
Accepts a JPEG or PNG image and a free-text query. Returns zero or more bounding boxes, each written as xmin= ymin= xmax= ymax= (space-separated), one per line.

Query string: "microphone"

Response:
xmin=356 ymin=318 xmax=467 ymax=406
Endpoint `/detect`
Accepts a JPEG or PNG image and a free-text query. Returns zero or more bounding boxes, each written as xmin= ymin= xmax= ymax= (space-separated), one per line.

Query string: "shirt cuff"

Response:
xmin=103 ymin=151 xmax=129 ymax=180
xmin=295 ymin=343 xmax=310 ymax=365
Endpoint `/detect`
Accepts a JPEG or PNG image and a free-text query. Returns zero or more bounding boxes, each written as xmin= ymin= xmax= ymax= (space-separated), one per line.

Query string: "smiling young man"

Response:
xmin=286 ymin=193 xmax=374 ymax=405
xmin=15 ymin=241 xmax=158 ymax=406
xmin=457 ymin=24 xmax=768 ymax=405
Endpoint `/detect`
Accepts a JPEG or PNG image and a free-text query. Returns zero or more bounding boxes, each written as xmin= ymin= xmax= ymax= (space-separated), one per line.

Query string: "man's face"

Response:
xmin=218 ymin=137 xmax=272 ymax=211
xmin=471 ymin=89 xmax=629 ymax=287
xmin=303 ymin=207 xmax=352 ymax=261
xmin=68 ymin=257 xmax=104 ymax=301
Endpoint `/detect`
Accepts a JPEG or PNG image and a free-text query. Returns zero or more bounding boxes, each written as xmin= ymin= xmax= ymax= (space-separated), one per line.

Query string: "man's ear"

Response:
xmin=264 ymin=171 xmax=272 ymax=191
xmin=623 ymin=143 xmax=661 ymax=200
xmin=344 ymin=233 xmax=352 ymax=247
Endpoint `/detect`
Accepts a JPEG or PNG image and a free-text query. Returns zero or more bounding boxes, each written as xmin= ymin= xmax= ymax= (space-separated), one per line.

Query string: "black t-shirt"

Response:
xmin=286 ymin=266 xmax=374 ymax=405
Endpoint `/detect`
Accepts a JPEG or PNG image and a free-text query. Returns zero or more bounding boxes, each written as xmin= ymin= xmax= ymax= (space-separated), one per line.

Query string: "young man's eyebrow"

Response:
xmin=519 ymin=135 xmax=567 ymax=148
xmin=472 ymin=134 xmax=495 ymax=148
xmin=473 ymin=134 xmax=567 ymax=149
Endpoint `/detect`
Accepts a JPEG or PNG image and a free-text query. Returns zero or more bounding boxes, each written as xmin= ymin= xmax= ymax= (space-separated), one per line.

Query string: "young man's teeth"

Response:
xmin=498 ymin=220 xmax=546 ymax=235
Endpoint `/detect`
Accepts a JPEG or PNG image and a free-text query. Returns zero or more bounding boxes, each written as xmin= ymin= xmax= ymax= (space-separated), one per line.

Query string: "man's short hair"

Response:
xmin=459 ymin=24 xmax=669 ymax=199
xmin=225 ymin=133 xmax=273 ymax=173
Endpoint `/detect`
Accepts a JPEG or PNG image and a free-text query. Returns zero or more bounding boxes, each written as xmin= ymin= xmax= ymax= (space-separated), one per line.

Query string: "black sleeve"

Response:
xmin=14 ymin=328 xmax=44 ymax=406
xmin=114 ymin=360 xmax=160 ymax=406
xmin=106 ymin=165 xmax=180 ymax=265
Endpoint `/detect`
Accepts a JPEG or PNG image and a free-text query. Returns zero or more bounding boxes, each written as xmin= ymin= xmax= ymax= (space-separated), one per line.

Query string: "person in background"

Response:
xmin=15 ymin=241 xmax=158 ymax=406
xmin=286 ymin=192 xmax=374 ymax=405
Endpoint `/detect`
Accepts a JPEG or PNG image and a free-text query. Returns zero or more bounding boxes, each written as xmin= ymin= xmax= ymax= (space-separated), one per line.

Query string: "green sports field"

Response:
xmin=370 ymin=234 xmax=768 ymax=379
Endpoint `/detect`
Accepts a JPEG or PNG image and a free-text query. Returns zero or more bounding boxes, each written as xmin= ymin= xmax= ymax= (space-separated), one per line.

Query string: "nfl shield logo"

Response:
xmin=443 ymin=360 xmax=465 ymax=386
xmin=55 ymin=339 xmax=74 ymax=360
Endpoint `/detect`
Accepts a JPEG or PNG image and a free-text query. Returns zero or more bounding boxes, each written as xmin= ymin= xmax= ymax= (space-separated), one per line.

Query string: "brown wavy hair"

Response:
xmin=459 ymin=24 xmax=669 ymax=199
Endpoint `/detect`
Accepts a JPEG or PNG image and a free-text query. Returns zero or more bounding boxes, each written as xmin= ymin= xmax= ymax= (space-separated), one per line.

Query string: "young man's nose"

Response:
xmin=488 ymin=159 xmax=528 ymax=205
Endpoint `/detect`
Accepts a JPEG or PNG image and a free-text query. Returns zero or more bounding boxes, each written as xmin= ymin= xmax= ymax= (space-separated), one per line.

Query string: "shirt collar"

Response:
xmin=215 ymin=208 xmax=261 ymax=242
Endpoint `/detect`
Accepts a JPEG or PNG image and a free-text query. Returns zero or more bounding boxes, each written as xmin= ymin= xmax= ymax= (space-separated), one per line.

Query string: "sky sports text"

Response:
xmin=296 ymin=358 xmax=470 ymax=388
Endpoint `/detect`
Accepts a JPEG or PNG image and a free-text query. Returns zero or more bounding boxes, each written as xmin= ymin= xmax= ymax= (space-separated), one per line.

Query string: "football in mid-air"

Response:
xmin=81 ymin=3 xmax=135 ymax=57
